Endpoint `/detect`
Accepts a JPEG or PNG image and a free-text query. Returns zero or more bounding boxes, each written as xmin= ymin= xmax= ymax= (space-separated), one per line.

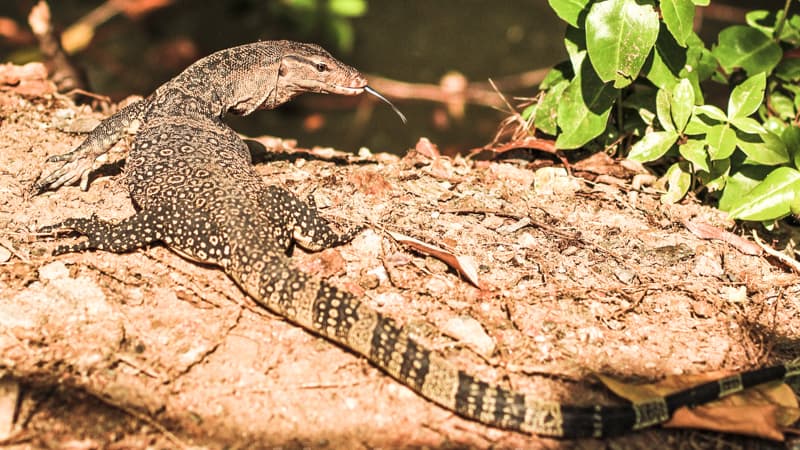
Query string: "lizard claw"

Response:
xmin=32 ymin=155 xmax=96 ymax=194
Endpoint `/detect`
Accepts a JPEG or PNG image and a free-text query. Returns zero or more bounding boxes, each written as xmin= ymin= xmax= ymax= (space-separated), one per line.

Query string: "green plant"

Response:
xmin=529 ymin=0 xmax=800 ymax=223
xmin=271 ymin=0 xmax=368 ymax=52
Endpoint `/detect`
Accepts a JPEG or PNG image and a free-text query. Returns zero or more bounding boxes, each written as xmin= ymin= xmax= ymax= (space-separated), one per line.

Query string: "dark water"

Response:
xmin=0 ymin=1 xmax=566 ymax=154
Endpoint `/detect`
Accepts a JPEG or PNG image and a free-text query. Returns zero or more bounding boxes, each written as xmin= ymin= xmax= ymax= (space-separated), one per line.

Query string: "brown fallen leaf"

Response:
xmin=683 ymin=219 xmax=762 ymax=256
xmin=598 ymin=371 xmax=800 ymax=440
xmin=572 ymin=151 xmax=639 ymax=179
xmin=442 ymin=316 xmax=496 ymax=358
xmin=386 ymin=230 xmax=480 ymax=288
xmin=415 ymin=137 xmax=441 ymax=159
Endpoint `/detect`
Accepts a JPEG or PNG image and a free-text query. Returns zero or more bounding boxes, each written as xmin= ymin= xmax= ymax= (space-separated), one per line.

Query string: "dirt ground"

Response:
xmin=1 ymin=62 xmax=800 ymax=449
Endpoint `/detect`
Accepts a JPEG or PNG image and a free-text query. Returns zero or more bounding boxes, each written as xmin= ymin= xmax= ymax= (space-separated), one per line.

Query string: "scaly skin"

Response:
xmin=35 ymin=41 xmax=800 ymax=438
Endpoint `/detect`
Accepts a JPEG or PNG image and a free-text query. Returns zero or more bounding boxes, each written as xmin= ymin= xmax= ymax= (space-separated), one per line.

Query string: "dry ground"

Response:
xmin=1 ymin=63 xmax=800 ymax=449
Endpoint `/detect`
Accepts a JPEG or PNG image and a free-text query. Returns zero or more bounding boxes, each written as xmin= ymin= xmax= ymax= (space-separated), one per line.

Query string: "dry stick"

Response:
xmin=27 ymin=1 xmax=87 ymax=94
xmin=751 ymin=230 xmax=800 ymax=273
xmin=366 ymin=68 xmax=549 ymax=110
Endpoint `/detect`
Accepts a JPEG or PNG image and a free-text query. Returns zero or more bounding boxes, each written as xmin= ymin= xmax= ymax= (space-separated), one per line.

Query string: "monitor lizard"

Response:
xmin=33 ymin=40 xmax=800 ymax=438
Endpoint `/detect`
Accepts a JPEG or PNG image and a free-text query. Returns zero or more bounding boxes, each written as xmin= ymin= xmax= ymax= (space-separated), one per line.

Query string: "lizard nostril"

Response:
xmin=351 ymin=76 xmax=368 ymax=88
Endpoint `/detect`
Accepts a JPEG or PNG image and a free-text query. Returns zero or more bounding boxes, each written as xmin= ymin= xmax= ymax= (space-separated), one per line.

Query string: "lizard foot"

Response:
xmin=38 ymin=216 xmax=110 ymax=235
xmin=331 ymin=224 xmax=365 ymax=247
xmin=38 ymin=216 xmax=112 ymax=255
xmin=32 ymin=153 xmax=99 ymax=194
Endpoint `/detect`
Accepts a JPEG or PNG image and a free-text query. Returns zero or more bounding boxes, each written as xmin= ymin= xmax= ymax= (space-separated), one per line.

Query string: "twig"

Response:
xmin=27 ymin=1 xmax=88 ymax=95
xmin=751 ymin=229 xmax=800 ymax=273
xmin=366 ymin=68 xmax=549 ymax=110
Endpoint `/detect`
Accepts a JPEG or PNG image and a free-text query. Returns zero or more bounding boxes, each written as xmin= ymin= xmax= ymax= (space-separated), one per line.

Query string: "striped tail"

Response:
xmin=236 ymin=257 xmax=800 ymax=438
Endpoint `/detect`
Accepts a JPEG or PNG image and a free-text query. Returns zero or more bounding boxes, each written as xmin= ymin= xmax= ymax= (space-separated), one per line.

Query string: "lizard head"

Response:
xmin=275 ymin=42 xmax=368 ymax=97
xmin=224 ymin=41 xmax=366 ymax=115
xmin=239 ymin=41 xmax=366 ymax=113
xmin=224 ymin=41 xmax=404 ymax=123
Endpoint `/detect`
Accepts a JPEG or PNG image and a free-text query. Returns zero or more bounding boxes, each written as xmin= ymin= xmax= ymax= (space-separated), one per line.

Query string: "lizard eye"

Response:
xmin=315 ymin=62 xmax=327 ymax=72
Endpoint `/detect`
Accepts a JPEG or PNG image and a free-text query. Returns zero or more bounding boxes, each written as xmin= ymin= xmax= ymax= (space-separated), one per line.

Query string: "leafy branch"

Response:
xmin=529 ymin=0 xmax=800 ymax=223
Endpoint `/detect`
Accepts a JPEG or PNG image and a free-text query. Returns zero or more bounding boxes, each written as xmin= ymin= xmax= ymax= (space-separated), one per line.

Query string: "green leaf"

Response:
xmin=683 ymin=110 xmax=716 ymax=135
xmin=699 ymin=159 xmax=731 ymax=191
xmin=643 ymin=26 xmax=683 ymax=90
xmin=737 ymin=131 xmax=790 ymax=166
xmin=728 ymin=167 xmax=800 ymax=220
xmin=691 ymin=0 xmax=709 ymax=5
xmin=694 ymin=104 xmax=728 ymax=122
xmin=763 ymin=117 xmax=787 ymax=135
xmin=287 ymin=0 xmax=315 ymax=10
xmin=685 ymin=33 xmax=717 ymax=84
xmin=328 ymin=17 xmax=355 ymax=52
xmin=565 ymin=26 xmax=588 ymax=74
xmin=781 ymin=125 xmax=800 ymax=169
xmin=548 ymin=0 xmax=591 ymax=27
xmin=661 ymin=0 xmax=694 ymax=46
xmin=712 ymin=25 xmax=782 ymax=76
xmin=745 ymin=10 xmax=777 ymax=36
xmin=585 ymin=0 xmax=659 ymax=88
xmin=534 ymin=79 xmax=570 ymax=135
xmin=661 ymin=161 xmax=692 ymax=203
xmin=656 ymin=88 xmax=674 ymax=132
xmin=775 ymin=59 xmax=800 ymax=82
xmin=622 ymin=87 xmax=657 ymax=125
xmin=783 ymin=15 xmax=800 ymax=45
xmin=327 ymin=0 xmax=367 ymax=17
xmin=555 ymin=61 xmax=617 ymax=149
xmin=627 ymin=130 xmax=679 ymax=162
xmin=718 ymin=165 xmax=772 ymax=211
xmin=540 ymin=61 xmax=574 ymax=90
xmin=747 ymin=10 xmax=800 ymax=44
xmin=768 ymin=90 xmax=795 ymax=120
xmin=671 ymin=78 xmax=694 ymax=131
xmin=727 ymin=72 xmax=766 ymax=119
xmin=707 ymin=124 xmax=737 ymax=160
xmin=679 ymin=138 xmax=709 ymax=172
xmin=729 ymin=117 xmax=766 ymax=134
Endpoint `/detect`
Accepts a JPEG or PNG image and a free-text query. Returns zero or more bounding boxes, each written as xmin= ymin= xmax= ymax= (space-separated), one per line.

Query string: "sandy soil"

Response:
xmin=1 ymin=62 xmax=799 ymax=449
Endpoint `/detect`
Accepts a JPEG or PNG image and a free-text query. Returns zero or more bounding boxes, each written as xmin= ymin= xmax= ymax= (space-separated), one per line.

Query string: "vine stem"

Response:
xmin=773 ymin=0 xmax=792 ymax=43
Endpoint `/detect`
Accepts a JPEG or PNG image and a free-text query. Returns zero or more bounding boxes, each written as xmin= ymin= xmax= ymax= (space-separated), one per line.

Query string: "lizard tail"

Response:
xmin=237 ymin=258 xmax=800 ymax=438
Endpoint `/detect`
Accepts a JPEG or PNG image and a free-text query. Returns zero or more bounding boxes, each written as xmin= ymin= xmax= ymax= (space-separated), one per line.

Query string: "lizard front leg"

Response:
xmin=33 ymin=99 xmax=149 ymax=193
xmin=39 ymin=211 xmax=163 ymax=255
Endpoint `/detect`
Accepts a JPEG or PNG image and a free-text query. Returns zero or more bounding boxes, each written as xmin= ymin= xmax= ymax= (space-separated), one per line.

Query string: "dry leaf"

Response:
xmin=598 ymin=371 xmax=800 ymax=440
xmin=387 ymin=230 xmax=480 ymax=287
xmin=683 ymin=219 xmax=762 ymax=256
xmin=415 ymin=137 xmax=440 ymax=159
xmin=442 ymin=316 xmax=495 ymax=358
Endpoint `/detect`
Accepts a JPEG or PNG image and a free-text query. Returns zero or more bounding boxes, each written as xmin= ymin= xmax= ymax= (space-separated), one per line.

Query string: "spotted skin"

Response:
xmin=35 ymin=41 xmax=800 ymax=438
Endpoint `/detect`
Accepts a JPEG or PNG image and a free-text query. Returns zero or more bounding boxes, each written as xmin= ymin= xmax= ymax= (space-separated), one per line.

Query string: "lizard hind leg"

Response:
xmin=39 ymin=211 xmax=163 ymax=255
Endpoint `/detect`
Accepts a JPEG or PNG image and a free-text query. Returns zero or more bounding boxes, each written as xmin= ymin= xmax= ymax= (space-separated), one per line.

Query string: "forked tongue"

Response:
xmin=364 ymin=86 xmax=407 ymax=124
